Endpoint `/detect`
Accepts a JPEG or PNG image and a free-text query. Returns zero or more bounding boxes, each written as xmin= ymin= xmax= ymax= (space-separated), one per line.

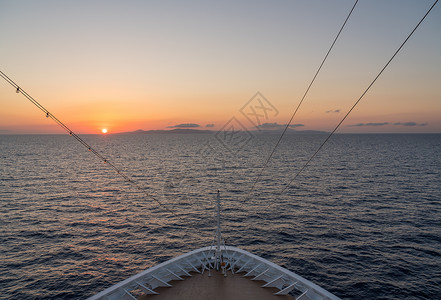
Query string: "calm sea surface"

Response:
xmin=1 ymin=133 xmax=440 ymax=299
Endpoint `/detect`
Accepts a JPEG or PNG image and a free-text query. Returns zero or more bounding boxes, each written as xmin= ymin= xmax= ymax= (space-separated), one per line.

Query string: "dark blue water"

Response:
xmin=1 ymin=133 xmax=440 ymax=299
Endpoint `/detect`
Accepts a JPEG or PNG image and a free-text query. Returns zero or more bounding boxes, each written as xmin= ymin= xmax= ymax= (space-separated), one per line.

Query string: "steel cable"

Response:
xmin=280 ymin=0 xmax=439 ymax=194
xmin=0 ymin=70 xmax=184 ymax=222
xmin=247 ymin=0 xmax=359 ymax=197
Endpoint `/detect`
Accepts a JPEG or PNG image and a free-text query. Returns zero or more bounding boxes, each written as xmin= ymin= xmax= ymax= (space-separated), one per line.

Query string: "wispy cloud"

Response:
xmin=394 ymin=122 xmax=428 ymax=127
xmin=349 ymin=122 xmax=390 ymax=127
xmin=349 ymin=121 xmax=428 ymax=127
xmin=255 ymin=122 xmax=304 ymax=130
xmin=326 ymin=109 xmax=341 ymax=113
xmin=168 ymin=123 xmax=201 ymax=128
xmin=289 ymin=123 xmax=305 ymax=128
xmin=205 ymin=124 xmax=215 ymax=128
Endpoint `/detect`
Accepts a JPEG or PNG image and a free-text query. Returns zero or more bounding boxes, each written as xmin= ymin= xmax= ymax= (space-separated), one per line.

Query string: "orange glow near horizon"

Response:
xmin=0 ymin=1 xmax=440 ymax=134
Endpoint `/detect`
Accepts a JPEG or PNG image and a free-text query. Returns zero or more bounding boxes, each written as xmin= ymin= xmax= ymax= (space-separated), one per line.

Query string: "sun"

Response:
xmin=101 ymin=128 xmax=108 ymax=134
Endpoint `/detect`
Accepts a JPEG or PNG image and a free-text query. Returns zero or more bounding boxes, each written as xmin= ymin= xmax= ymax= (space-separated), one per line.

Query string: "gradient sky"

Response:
xmin=1 ymin=0 xmax=440 ymax=134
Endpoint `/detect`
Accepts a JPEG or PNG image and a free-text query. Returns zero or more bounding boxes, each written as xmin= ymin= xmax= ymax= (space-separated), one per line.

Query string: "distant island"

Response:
xmin=118 ymin=128 xmax=214 ymax=134
xmin=117 ymin=128 xmax=328 ymax=134
xmin=254 ymin=129 xmax=328 ymax=135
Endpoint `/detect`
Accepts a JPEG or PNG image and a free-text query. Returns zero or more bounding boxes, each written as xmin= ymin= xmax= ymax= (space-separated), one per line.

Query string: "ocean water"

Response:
xmin=1 ymin=133 xmax=440 ymax=299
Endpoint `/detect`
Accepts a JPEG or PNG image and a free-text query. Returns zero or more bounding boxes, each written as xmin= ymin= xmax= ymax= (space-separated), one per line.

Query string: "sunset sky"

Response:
xmin=1 ymin=0 xmax=440 ymax=134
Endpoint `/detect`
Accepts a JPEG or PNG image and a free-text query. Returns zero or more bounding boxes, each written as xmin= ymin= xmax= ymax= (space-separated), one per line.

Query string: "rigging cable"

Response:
xmin=280 ymin=0 xmax=438 ymax=194
xmin=247 ymin=0 xmax=359 ymax=196
xmin=0 ymin=70 xmax=182 ymax=221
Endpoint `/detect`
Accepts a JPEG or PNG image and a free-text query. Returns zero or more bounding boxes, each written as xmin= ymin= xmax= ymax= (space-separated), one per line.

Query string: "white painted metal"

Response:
xmin=135 ymin=281 xmax=158 ymax=295
xmin=165 ymin=268 xmax=183 ymax=281
xmin=176 ymin=264 xmax=191 ymax=277
xmin=276 ymin=282 xmax=298 ymax=295
xmin=297 ymin=290 xmax=309 ymax=300
xmin=215 ymin=191 xmax=222 ymax=270
xmin=244 ymin=263 xmax=263 ymax=277
xmin=229 ymin=253 xmax=244 ymax=272
xmin=262 ymin=274 xmax=284 ymax=288
xmin=123 ymin=289 xmax=136 ymax=300
xmin=237 ymin=257 xmax=253 ymax=273
xmin=87 ymin=246 xmax=341 ymax=300
xmin=252 ymin=268 xmax=270 ymax=280
xmin=151 ymin=275 xmax=172 ymax=287
xmin=185 ymin=259 xmax=200 ymax=273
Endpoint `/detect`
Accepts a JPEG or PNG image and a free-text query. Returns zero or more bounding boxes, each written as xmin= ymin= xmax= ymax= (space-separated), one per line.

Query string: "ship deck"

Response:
xmin=87 ymin=246 xmax=341 ymax=300
xmin=139 ymin=269 xmax=294 ymax=300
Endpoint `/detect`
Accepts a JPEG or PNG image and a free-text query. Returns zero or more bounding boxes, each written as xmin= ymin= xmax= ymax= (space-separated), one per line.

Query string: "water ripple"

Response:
xmin=0 ymin=134 xmax=440 ymax=299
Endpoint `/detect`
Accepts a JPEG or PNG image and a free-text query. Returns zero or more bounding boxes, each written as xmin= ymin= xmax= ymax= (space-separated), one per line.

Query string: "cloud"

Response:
xmin=348 ymin=121 xmax=428 ymax=127
xmin=326 ymin=109 xmax=341 ymax=113
xmin=255 ymin=122 xmax=304 ymax=130
xmin=168 ymin=123 xmax=201 ymax=128
xmin=394 ymin=122 xmax=428 ymax=127
xmin=349 ymin=122 xmax=390 ymax=127
xmin=289 ymin=123 xmax=305 ymax=128
xmin=205 ymin=124 xmax=215 ymax=128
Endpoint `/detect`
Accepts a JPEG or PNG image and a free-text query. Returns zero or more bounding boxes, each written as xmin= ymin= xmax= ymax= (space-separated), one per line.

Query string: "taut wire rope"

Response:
xmin=0 ymin=70 xmax=183 ymax=222
xmin=279 ymin=0 xmax=438 ymax=194
xmin=247 ymin=0 xmax=359 ymax=197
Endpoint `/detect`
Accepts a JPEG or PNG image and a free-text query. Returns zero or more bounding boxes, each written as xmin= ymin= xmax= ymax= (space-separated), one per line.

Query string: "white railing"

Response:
xmin=87 ymin=246 xmax=340 ymax=300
